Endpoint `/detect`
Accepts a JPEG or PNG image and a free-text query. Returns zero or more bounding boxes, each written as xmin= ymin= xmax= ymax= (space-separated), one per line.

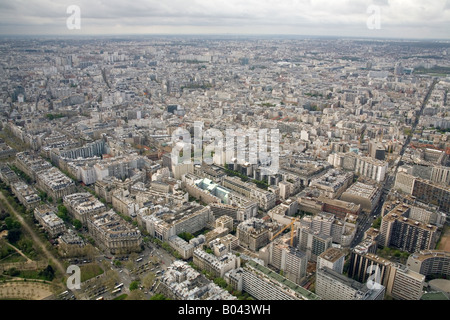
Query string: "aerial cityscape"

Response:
xmin=0 ymin=0 xmax=449 ymax=307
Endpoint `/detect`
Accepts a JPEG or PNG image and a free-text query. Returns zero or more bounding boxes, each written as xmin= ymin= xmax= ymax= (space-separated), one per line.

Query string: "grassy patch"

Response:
xmin=0 ymin=252 xmax=27 ymax=264
xmin=80 ymin=264 xmax=104 ymax=282
xmin=113 ymin=294 xmax=128 ymax=300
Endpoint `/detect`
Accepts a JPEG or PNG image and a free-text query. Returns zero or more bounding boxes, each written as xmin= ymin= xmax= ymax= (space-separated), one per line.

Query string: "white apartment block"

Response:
xmin=193 ymin=248 xmax=240 ymax=278
xmin=316 ymin=267 xmax=385 ymax=300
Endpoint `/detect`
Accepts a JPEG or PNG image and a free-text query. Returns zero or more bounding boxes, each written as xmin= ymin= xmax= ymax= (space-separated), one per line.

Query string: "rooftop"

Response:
xmin=246 ymin=260 xmax=320 ymax=300
xmin=319 ymin=247 xmax=345 ymax=263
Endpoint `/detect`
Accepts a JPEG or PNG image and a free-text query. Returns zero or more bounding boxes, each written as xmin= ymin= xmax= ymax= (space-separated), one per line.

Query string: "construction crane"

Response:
xmin=270 ymin=218 xmax=296 ymax=247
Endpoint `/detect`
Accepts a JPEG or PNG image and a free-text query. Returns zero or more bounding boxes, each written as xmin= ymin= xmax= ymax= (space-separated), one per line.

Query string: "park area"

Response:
xmin=0 ymin=280 xmax=54 ymax=300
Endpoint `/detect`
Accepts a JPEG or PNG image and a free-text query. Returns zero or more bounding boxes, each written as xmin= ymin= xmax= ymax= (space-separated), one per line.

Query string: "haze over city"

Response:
xmin=0 ymin=0 xmax=450 ymax=39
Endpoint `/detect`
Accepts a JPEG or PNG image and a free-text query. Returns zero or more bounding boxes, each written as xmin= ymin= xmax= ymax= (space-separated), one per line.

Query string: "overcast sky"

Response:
xmin=0 ymin=0 xmax=449 ymax=39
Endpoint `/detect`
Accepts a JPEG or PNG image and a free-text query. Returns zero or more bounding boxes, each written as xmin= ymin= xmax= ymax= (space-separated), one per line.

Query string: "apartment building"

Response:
xmin=0 ymin=164 xmax=19 ymax=186
xmin=379 ymin=203 xmax=439 ymax=253
xmin=259 ymin=238 xmax=308 ymax=285
xmin=407 ymin=250 xmax=450 ymax=278
xmin=36 ymin=167 xmax=76 ymax=200
xmin=225 ymin=260 xmax=319 ymax=300
xmin=140 ymin=205 xmax=214 ymax=242
xmin=236 ymin=217 xmax=281 ymax=252
xmin=87 ymin=209 xmax=142 ymax=254
xmin=168 ymin=234 xmax=206 ymax=260
xmin=394 ymin=171 xmax=450 ymax=213
xmin=193 ymin=248 xmax=240 ymax=278
xmin=316 ymin=266 xmax=385 ymax=300
xmin=63 ymin=193 xmax=107 ymax=224
xmin=111 ymin=189 xmax=139 ymax=218
xmin=297 ymin=226 xmax=332 ymax=262
xmin=34 ymin=205 xmax=66 ymax=238
xmin=348 ymin=251 xmax=394 ymax=289
xmin=317 ymin=247 xmax=346 ymax=274
xmin=386 ymin=264 xmax=425 ymax=300
xmin=222 ymin=176 xmax=276 ymax=211
xmin=156 ymin=260 xmax=236 ymax=300
xmin=309 ymin=169 xmax=354 ymax=199
xmin=328 ymin=152 xmax=388 ymax=183
xmin=11 ymin=181 xmax=41 ymax=209
xmin=15 ymin=151 xmax=52 ymax=181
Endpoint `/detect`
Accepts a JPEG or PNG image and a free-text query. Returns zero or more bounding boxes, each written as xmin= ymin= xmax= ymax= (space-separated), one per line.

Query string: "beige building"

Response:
xmin=316 ymin=266 xmax=385 ymax=300
xmin=63 ymin=193 xmax=107 ymax=224
xmin=407 ymin=250 xmax=450 ymax=278
xmin=36 ymin=167 xmax=76 ymax=200
xmin=193 ymin=248 xmax=240 ymax=278
xmin=317 ymin=247 xmax=346 ymax=274
xmin=11 ymin=181 xmax=41 ymax=209
xmin=215 ymin=215 xmax=233 ymax=231
xmin=34 ymin=205 xmax=66 ymax=238
xmin=87 ymin=209 xmax=142 ymax=254
xmin=140 ymin=205 xmax=214 ymax=242
xmin=386 ymin=264 xmax=425 ymax=300
xmin=222 ymin=176 xmax=276 ymax=211
xmin=340 ymin=182 xmax=382 ymax=213
xmin=259 ymin=238 xmax=308 ymax=285
xmin=236 ymin=218 xmax=281 ymax=252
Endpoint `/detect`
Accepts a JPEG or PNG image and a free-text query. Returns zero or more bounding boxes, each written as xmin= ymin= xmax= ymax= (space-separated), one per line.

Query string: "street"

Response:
xmin=81 ymin=240 xmax=175 ymax=300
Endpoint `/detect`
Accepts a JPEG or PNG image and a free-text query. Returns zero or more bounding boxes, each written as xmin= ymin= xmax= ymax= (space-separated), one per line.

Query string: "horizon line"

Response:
xmin=1 ymin=33 xmax=450 ymax=42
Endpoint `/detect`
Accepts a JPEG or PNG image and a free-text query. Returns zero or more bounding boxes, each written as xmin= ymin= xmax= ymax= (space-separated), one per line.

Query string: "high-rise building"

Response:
xmin=260 ymin=239 xmax=308 ymax=285
xmin=386 ymin=264 xmax=425 ymax=300
xmin=297 ymin=226 xmax=332 ymax=262
xmin=394 ymin=171 xmax=450 ymax=213
xmin=348 ymin=251 xmax=393 ymax=289
xmin=379 ymin=203 xmax=439 ymax=253
xmin=328 ymin=152 xmax=388 ymax=183
xmin=317 ymin=247 xmax=346 ymax=274
xmin=406 ymin=250 xmax=450 ymax=278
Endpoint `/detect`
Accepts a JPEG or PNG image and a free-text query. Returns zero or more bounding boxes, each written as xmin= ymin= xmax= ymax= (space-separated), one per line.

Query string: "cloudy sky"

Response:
xmin=0 ymin=0 xmax=449 ymax=39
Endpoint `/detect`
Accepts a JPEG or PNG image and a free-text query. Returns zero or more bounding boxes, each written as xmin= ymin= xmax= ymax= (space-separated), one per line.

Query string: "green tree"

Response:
xmin=73 ymin=219 xmax=82 ymax=230
xmin=5 ymin=217 xmax=20 ymax=230
xmin=372 ymin=217 xmax=382 ymax=229
xmin=129 ymin=281 xmax=139 ymax=291
xmin=178 ymin=232 xmax=194 ymax=242
xmin=39 ymin=265 xmax=55 ymax=281
xmin=213 ymin=278 xmax=227 ymax=289
xmin=7 ymin=228 xmax=22 ymax=243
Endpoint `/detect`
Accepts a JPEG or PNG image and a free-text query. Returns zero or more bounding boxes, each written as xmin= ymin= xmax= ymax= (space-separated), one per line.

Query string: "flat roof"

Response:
xmin=319 ymin=247 xmax=345 ymax=263
xmin=247 ymin=260 xmax=320 ymax=300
